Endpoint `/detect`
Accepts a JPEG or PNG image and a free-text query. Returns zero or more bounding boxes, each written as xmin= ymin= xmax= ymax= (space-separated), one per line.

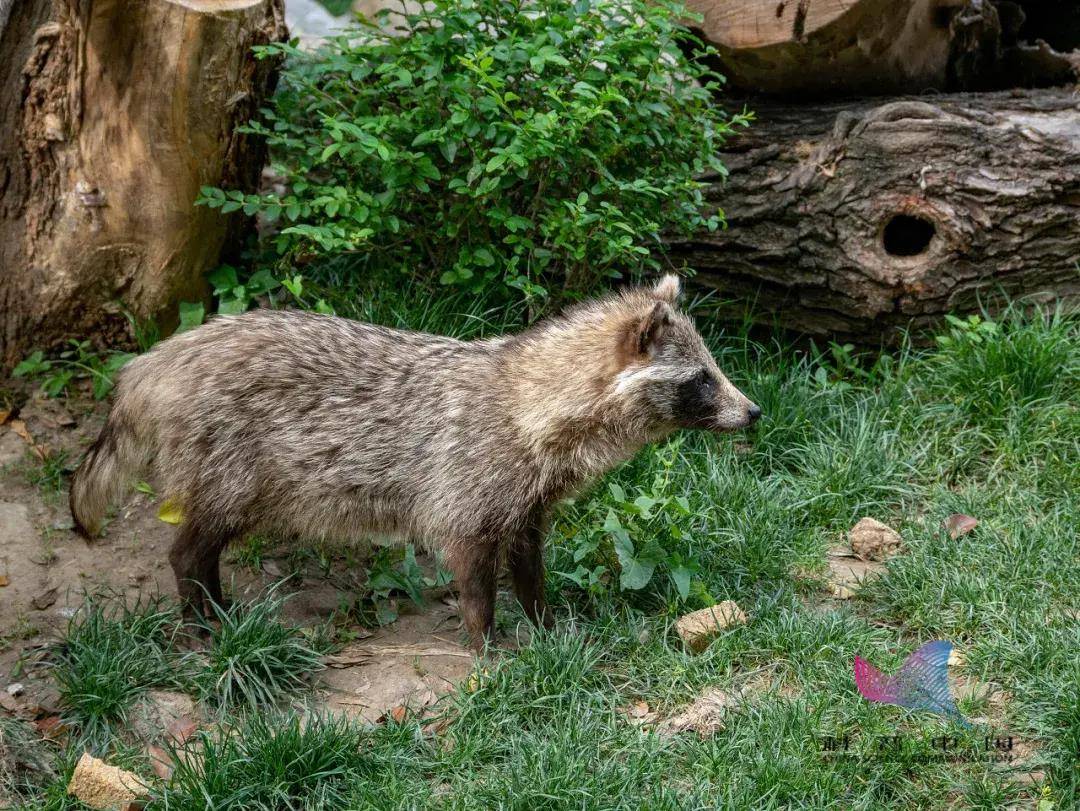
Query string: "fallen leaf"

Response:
xmin=8 ymin=419 xmax=33 ymax=445
xmin=389 ymin=705 xmax=407 ymax=723
xmin=0 ymin=407 xmax=10 ymax=424
xmin=166 ymin=716 xmax=198 ymax=745
xmin=147 ymin=745 xmax=173 ymax=780
xmin=31 ymin=587 xmax=58 ymax=611
xmin=422 ymin=716 xmax=451 ymax=736
xmin=655 ymin=688 xmax=740 ymax=737
xmin=628 ymin=700 xmax=651 ymax=718
xmin=35 ymin=715 xmax=67 ymax=740
xmin=0 ymin=574 xmax=9 ymax=587
xmin=157 ymin=499 xmax=184 ymax=525
xmin=945 ymin=513 xmax=978 ymax=539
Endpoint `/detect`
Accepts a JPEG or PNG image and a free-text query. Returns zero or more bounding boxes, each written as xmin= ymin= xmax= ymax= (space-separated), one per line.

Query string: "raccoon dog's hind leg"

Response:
xmin=168 ymin=510 xmax=243 ymax=625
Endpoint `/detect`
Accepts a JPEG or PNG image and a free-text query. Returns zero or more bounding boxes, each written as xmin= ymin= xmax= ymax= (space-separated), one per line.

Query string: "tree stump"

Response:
xmin=0 ymin=0 xmax=287 ymax=369
xmin=669 ymin=89 xmax=1080 ymax=340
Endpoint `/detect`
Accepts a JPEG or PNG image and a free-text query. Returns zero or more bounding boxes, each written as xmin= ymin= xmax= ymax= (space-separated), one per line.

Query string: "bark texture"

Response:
xmin=685 ymin=0 xmax=1080 ymax=97
xmin=669 ymin=89 xmax=1080 ymax=340
xmin=0 ymin=0 xmax=287 ymax=369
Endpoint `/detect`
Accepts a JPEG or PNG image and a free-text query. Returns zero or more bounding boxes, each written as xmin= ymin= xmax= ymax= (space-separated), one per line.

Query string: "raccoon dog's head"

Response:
xmin=615 ymin=275 xmax=761 ymax=433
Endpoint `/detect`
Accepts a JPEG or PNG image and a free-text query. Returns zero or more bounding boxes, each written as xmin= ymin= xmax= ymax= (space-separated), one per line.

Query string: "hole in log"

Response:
xmin=882 ymin=215 xmax=935 ymax=257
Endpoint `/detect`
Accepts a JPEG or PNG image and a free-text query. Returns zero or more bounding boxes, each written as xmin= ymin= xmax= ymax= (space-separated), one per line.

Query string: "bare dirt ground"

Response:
xmin=0 ymin=382 xmax=474 ymax=724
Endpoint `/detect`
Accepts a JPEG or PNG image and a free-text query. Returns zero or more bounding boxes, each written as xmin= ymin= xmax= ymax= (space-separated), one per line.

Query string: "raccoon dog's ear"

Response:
xmin=653 ymin=274 xmax=681 ymax=304
xmin=637 ymin=301 xmax=674 ymax=355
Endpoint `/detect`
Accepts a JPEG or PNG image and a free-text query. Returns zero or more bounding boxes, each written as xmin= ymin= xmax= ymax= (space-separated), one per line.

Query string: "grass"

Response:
xmin=48 ymin=594 xmax=185 ymax=751
xmin=13 ymin=295 xmax=1079 ymax=809
xmin=196 ymin=589 xmax=326 ymax=708
xmin=20 ymin=448 xmax=71 ymax=500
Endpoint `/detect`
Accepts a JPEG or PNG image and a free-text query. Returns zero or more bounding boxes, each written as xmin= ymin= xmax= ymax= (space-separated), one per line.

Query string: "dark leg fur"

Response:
xmin=168 ymin=518 xmax=237 ymax=625
xmin=508 ymin=531 xmax=552 ymax=629
xmin=447 ymin=540 xmax=499 ymax=654
xmin=198 ymin=542 xmax=231 ymax=613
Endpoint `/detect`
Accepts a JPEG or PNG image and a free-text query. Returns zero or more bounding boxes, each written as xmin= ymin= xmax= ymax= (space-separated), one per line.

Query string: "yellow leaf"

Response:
xmin=465 ymin=667 xmax=489 ymax=693
xmin=157 ymin=499 xmax=184 ymax=525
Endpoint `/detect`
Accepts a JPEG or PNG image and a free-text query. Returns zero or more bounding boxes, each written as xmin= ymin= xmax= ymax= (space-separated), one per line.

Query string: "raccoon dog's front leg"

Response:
xmin=446 ymin=539 xmax=498 ymax=654
xmin=508 ymin=527 xmax=553 ymax=630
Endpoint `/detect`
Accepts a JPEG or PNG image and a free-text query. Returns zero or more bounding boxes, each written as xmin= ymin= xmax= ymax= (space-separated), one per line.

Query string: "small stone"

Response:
xmin=848 ymin=517 xmax=902 ymax=562
xmin=675 ymin=601 xmax=747 ymax=653
xmin=830 ymin=584 xmax=856 ymax=600
xmin=948 ymin=648 xmax=964 ymax=668
xmin=31 ymin=586 xmax=59 ymax=611
xmin=5 ymin=682 xmax=24 ymax=697
xmin=67 ymin=752 xmax=148 ymax=810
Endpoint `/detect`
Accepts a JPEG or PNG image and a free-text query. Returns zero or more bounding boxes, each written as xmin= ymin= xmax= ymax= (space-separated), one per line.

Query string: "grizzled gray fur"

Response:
xmin=70 ymin=275 xmax=760 ymax=650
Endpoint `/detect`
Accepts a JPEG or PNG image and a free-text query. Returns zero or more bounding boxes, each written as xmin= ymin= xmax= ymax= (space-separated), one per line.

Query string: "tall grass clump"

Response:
xmin=196 ymin=590 xmax=325 ymax=708
xmin=48 ymin=594 xmax=183 ymax=750
xmin=157 ymin=712 xmax=429 ymax=810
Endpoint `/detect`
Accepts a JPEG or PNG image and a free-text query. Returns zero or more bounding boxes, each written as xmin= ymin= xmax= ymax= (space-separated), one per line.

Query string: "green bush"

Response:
xmin=199 ymin=0 xmax=747 ymax=308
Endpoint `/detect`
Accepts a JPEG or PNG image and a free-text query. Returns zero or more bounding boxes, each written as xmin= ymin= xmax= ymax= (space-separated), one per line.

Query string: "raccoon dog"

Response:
xmin=70 ymin=275 xmax=760 ymax=650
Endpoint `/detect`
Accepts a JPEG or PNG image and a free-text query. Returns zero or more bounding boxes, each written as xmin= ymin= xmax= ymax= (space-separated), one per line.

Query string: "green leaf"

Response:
xmin=617 ymin=553 xmax=656 ymax=591
xmin=176 ymin=301 xmax=205 ymax=333
xmin=281 ymin=275 xmax=304 ymax=298
xmin=207 ymin=265 xmax=239 ymax=293
xmin=217 ymin=297 xmax=248 ymax=316
xmin=669 ymin=565 xmax=692 ymax=601
xmin=633 ymin=495 xmax=657 ymax=518
xmin=12 ymin=351 xmax=49 ymax=378
xmin=245 ymin=269 xmax=281 ymax=296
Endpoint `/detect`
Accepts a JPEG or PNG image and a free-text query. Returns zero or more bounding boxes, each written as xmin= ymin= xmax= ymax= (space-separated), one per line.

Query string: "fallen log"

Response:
xmin=670 ymin=89 xmax=1080 ymax=340
xmin=0 ymin=0 xmax=287 ymax=369
xmin=685 ymin=0 xmax=1080 ymax=97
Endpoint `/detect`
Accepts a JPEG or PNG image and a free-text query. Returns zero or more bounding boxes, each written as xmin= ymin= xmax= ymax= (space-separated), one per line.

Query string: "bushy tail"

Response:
xmin=70 ymin=411 xmax=145 ymax=538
